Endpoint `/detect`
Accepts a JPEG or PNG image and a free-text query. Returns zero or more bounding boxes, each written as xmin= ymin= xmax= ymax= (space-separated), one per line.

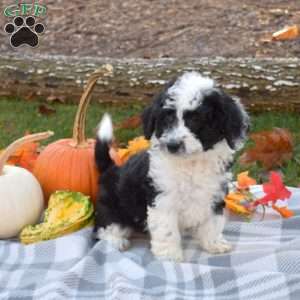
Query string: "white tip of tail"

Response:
xmin=97 ymin=113 xmax=113 ymax=141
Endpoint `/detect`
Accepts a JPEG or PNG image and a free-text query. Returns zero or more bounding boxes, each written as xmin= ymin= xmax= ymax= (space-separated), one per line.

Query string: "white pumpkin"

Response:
xmin=0 ymin=131 xmax=53 ymax=238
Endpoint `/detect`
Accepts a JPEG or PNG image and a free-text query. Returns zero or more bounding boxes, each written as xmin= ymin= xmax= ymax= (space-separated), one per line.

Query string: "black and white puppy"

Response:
xmin=93 ymin=72 xmax=249 ymax=262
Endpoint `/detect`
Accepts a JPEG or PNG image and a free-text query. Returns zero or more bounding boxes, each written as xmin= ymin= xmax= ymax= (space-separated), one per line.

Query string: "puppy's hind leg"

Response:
xmin=94 ymin=203 xmax=132 ymax=251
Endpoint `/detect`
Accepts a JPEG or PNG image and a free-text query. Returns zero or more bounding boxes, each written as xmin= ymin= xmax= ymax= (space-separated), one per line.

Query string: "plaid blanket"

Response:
xmin=1 ymin=186 xmax=300 ymax=300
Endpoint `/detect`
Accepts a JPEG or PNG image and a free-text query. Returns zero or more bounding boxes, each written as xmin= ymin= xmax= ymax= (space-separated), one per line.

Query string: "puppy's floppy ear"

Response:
xmin=220 ymin=93 xmax=249 ymax=149
xmin=142 ymin=104 xmax=156 ymax=139
xmin=142 ymin=79 xmax=175 ymax=139
xmin=208 ymin=90 xmax=250 ymax=150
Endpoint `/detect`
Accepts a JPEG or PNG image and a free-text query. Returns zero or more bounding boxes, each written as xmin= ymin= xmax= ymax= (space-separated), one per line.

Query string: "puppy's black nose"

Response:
xmin=167 ymin=141 xmax=183 ymax=153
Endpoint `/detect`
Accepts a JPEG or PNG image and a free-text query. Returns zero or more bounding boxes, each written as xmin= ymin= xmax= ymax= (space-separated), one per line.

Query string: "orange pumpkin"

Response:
xmin=33 ymin=65 xmax=113 ymax=204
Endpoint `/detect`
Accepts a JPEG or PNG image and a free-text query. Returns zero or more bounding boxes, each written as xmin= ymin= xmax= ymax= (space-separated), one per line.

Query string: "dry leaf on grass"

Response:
xmin=239 ymin=128 xmax=293 ymax=170
xmin=46 ymin=95 xmax=66 ymax=104
xmin=24 ymin=91 xmax=37 ymax=101
xmin=38 ymin=104 xmax=56 ymax=116
xmin=272 ymin=25 xmax=299 ymax=41
xmin=116 ymin=115 xmax=142 ymax=130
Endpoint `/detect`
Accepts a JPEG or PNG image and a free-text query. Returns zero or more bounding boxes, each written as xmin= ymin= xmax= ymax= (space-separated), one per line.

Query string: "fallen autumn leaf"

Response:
xmin=272 ymin=25 xmax=299 ymax=41
xmin=239 ymin=128 xmax=293 ymax=170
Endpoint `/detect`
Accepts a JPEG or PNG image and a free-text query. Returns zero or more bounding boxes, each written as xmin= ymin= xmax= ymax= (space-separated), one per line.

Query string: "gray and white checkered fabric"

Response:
xmin=1 ymin=186 xmax=300 ymax=300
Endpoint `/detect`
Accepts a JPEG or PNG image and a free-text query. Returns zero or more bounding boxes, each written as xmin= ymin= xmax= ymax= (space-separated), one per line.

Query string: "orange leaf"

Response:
xmin=110 ymin=136 xmax=150 ymax=165
xmin=225 ymin=199 xmax=251 ymax=216
xmin=225 ymin=192 xmax=246 ymax=202
xmin=109 ymin=147 xmax=123 ymax=166
xmin=237 ymin=171 xmax=256 ymax=189
xmin=239 ymin=128 xmax=293 ymax=170
xmin=272 ymin=205 xmax=294 ymax=218
xmin=116 ymin=148 xmax=131 ymax=165
xmin=116 ymin=136 xmax=150 ymax=165
xmin=272 ymin=25 xmax=299 ymax=41
xmin=127 ymin=136 xmax=150 ymax=153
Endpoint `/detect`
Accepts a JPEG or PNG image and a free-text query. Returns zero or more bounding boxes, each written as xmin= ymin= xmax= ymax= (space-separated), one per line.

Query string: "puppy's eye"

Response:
xmin=186 ymin=111 xmax=198 ymax=120
xmin=184 ymin=111 xmax=200 ymax=122
xmin=160 ymin=109 xmax=176 ymax=126
xmin=162 ymin=109 xmax=175 ymax=117
xmin=184 ymin=111 xmax=204 ymax=129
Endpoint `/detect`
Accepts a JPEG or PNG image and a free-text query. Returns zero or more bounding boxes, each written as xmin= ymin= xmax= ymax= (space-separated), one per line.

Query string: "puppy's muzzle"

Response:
xmin=166 ymin=140 xmax=184 ymax=154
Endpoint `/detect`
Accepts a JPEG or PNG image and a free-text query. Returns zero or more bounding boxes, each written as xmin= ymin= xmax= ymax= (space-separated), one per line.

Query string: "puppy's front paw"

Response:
xmin=201 ymin=239 xmax=232 ymax=254
xmin=110 ymin=237 xmax=131 ymax=251
xmin=151 ymin=242 xmax=183 ymax=262
xmin=96 ymin=225 xmax=131 ymax=251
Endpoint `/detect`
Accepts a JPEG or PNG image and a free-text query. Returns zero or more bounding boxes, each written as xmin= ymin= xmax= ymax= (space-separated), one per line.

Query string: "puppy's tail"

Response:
xmin=95 ymin=113 xmax=115 ymax=173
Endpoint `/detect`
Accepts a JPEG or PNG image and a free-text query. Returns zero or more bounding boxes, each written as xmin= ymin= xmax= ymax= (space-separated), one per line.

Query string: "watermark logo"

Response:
xmin=3 ymin=3 xmax=47 ymax=48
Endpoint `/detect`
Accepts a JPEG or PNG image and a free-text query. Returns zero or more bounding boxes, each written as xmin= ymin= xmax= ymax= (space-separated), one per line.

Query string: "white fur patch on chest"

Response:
xmin=148 ymin=140 xmax=233 ymax=230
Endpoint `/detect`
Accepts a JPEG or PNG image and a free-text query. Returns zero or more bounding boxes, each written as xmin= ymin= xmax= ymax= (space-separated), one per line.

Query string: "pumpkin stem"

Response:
xmin=0 ymin=131 xmax=54 ymax=175
xmin=72 ymin=64 xmax=113 ymax=147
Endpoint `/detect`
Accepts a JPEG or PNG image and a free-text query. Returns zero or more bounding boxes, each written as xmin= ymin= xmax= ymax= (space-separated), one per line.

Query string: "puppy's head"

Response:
xmin=142 ymin=72 xmax=249 ymax=155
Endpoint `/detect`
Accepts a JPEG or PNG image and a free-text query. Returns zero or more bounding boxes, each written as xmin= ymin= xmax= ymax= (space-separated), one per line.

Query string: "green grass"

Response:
xmin=0 ymin=97 xmax=300 ymax=186
xmin=0 ymin=97 xmax=143 ymax=148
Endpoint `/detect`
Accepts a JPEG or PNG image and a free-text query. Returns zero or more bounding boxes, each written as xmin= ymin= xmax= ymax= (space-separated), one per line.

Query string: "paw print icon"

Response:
xmin=4 ymin=16 xmax=45 ymax=48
